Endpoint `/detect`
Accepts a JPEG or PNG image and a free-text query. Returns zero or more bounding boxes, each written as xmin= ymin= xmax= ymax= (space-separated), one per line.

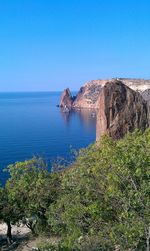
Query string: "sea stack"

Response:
xmin=60 ymin=88 xmax=74 ymax=111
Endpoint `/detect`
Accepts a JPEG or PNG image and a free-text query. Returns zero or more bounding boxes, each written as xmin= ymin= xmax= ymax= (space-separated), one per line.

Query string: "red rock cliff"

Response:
xmin=60 ymin=78 xmax=150 ymax=110
xmin=96 ymin=80 xmax=149 ymax=141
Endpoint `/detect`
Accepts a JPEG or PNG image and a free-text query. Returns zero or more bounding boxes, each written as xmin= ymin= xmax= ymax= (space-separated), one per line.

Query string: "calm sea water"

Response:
xmin=0 ymin=92 xmax=96 ymax=184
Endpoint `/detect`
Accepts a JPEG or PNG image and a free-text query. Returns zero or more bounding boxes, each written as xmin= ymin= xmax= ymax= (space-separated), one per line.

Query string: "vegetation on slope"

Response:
xmin=0 ymin=130 xmax=150 ymax=250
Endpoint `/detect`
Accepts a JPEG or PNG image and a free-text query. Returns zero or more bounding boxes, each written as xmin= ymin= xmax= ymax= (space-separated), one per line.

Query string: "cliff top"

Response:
xmin=84 ymin=78 xmax=150 ymax=92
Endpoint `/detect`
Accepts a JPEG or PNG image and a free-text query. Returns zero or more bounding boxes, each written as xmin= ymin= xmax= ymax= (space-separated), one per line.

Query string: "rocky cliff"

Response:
xmin=60 ymin=78 xmax=150 ymax=110
xmin=141 ymin=89 xmax=150 ymax=103
xmin=60 ymin=79 xmax=150 ymax=141
xmin=96 ymin=80 xmax=149 ymax=141
xmin=72 ymin=80 xmax=106 ymax=109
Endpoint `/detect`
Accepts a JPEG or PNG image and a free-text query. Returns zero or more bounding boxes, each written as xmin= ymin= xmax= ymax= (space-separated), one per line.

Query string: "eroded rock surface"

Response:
xmin=141 ymin=89 xmax=150 ymax=104
xmin=60 ymin=88 xmax=74 ymax=110
xmin=60 ymin=79 xmax=150 ymax=140
xmin=72 ymin=81 xmax=106 ymax=109
xmin=60 ymin=78 xmax=150 ymax=110
xmin=96 ymin=80 xmax=149 ymax=141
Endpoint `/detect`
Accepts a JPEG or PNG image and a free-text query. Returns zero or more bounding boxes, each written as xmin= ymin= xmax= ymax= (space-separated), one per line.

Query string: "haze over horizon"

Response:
xmin=0 ymin=0 xmax=150 ymax=92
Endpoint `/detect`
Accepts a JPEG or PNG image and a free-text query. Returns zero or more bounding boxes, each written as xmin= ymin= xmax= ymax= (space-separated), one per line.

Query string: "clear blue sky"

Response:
xmin=0 ymin=0 xmax=150 ymax=91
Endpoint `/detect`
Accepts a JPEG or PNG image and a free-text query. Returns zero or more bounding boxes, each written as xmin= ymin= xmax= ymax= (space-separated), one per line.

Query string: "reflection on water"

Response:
xmin=60 ymin=108 xmax=97 ymax=131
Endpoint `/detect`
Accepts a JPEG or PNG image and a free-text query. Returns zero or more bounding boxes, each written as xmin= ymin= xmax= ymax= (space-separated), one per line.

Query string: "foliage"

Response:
xmin=0 ymin=130 xmax=150 ymax=250
xmin=0 ymin=185 xmax=21 ymax=243
xmin=38 ymin=242 xmax=60 ymax=251
xmin=0 ymin=157 xmax=61 ymax=242
xmin=47 ymin=129 xmax=150 ymax=250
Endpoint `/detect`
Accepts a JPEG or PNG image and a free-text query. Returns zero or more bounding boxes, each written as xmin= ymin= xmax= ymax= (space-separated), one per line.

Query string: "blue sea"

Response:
xmin=0 ymin=92 xmax=96 ymax=184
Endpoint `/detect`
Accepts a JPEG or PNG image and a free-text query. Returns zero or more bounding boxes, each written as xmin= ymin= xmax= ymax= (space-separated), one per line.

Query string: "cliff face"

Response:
xmin=96 ymin=80 xmax=149 ymax=141
xmin=72 ymin=80 xmax=107 ymax=109
xmin=60 ymin=79 xmax=150 ymax=141
xmin=141 ymin=89 xmax=150 ymax=103
xmin=73 ymin=78 xmax=150 ymax=109
xmin=60 ymin=78 xmax=150 ymax=110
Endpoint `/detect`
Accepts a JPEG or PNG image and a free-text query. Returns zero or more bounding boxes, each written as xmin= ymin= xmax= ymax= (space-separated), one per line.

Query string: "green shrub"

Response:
xmin=38 ymin=242 xmax=59 ymax=251
xmin=1 ymin=130 xmax=150 ymax=250
xmin=47 ymin=129 xmax=150 ymax=250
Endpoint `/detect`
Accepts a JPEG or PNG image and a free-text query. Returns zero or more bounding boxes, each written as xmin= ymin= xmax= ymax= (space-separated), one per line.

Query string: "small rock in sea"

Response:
xmin=56 ymin=104 xmax=60 ymax=107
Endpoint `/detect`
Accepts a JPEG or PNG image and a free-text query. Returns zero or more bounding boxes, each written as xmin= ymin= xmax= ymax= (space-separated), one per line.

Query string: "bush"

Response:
xmin=47 ymin=129 xmax=150 ymax=250
xmin=1 ymin=130 xmax=150 ymax=250
xmin=38 ymin=242 xmax=59 ymax=251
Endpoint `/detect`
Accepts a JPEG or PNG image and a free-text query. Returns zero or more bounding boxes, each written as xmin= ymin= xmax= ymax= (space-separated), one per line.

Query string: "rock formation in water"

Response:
xmin=96 ymin=80 xmax=149 ymax=141
xmin=60 ymin=88 xmax=74 ymax=111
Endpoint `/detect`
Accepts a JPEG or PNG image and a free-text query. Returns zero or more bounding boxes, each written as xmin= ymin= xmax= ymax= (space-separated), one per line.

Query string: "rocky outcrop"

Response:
xmin=96 ymin=80 xmax=149 ymax=141
xmin=72 ymin=81 xmax=106 ymax=109
xmin=60 ymin=79 xmax=150 ymax=141
xmin=141 ymin=89 xmax=150 ymax=104
xmin=60 ymin=88 xmax=74 ymax=111
xmin=73 ymin=78 xmax=150 ymax=109
xmin=60 ymin=78 xmax=150 ymax=110
xmin=119 ymin=78 xmax=150 ymax=92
